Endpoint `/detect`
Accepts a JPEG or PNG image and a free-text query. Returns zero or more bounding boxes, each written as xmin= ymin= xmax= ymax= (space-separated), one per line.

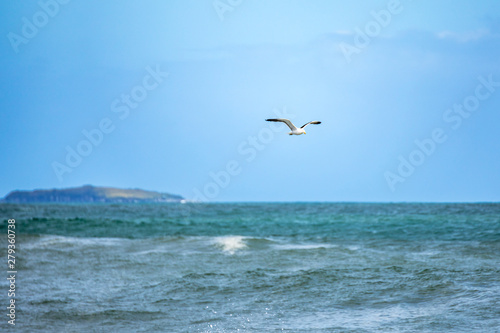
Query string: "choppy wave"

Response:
xmin=21 ymin=233 xmax=351 ymax=256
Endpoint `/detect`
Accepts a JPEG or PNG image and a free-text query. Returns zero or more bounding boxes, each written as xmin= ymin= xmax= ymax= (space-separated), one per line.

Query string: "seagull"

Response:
xmin=266 ymin=118 xmax=321 ymax=135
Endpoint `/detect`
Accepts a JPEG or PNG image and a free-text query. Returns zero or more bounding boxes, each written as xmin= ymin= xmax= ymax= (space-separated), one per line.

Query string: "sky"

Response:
xmin=0 ymin=0 xmax=499 ymax=202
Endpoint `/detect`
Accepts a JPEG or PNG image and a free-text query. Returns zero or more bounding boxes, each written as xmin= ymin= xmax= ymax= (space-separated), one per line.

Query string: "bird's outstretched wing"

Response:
xmin=266 ymin=118 xmax=298 ymax=131
xmin=300 ymin=121 xmax=322 ymax=128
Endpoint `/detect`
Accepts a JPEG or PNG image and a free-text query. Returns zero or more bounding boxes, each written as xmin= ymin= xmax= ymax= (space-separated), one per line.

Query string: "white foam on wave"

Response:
xmin=23 ymin=235 xmax=127 ymax=250
xmin=288 ymin=303 xmax=447 ymax=331
xmin=274 ymin=243 xmax=337 ymax=251
xmin=133 ymin=247 xmax=169 ymax=256
xmin=213 ymin=236 xmax=247 ymax=254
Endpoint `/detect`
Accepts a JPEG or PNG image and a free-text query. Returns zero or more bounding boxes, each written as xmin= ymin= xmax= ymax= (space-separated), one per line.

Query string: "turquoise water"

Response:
xmin=1 ymin=203 xmax=499 ymax=332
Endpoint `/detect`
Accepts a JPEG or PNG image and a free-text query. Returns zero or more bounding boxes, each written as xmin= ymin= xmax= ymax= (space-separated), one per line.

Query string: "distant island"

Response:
xmin=1 ymin=185 xmax=185 ymax=203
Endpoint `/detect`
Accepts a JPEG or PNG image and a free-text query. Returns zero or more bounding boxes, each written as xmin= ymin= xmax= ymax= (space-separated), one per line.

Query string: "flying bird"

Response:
xmin=266 ymin=118 xmax=321 ymax=135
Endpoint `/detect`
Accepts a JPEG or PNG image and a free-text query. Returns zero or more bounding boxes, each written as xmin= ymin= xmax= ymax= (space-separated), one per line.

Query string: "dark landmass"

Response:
xmin=1 ymin=185 xmax=184 ymax=203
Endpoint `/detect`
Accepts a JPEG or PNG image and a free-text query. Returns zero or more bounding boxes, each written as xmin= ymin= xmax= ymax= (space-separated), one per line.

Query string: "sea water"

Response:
xmin=0 ymin=202 xmax=499 ymax=332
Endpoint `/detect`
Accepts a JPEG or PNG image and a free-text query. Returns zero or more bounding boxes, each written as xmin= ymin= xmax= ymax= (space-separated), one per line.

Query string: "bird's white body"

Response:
xmin=265 ymin=118 xmax=321 ymax=135
xmin=289 ymin=127 xmax=306 ymax=136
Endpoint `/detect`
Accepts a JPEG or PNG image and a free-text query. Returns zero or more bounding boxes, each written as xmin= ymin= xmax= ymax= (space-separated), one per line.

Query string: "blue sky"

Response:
xmin=1 ymin=0 xmax=499 ymax=202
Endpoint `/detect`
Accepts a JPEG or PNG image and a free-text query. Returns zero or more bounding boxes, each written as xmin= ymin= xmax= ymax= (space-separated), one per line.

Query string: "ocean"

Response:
xmin=1 ymin=202 xmax=499 ymax=332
